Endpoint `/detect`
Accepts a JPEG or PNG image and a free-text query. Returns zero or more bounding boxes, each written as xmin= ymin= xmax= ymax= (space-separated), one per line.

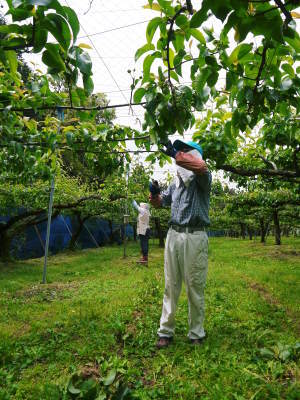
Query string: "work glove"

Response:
xmin=160 ymin=140 xmax=177 ymax=159
xmin=132 ymin=200 xmax=138 ymax=208
xmin=149 ymin=180 xmax=160 ymax=196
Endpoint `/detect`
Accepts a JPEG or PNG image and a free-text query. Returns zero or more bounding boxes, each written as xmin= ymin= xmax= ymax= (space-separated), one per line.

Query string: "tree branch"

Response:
xmin=166 ymin=6 xmax=187 ymax=91
xmin=0 ymin=194 xmax=125 ymax=233
xmin=23 ymin=211 xmax=60 ymax=230
xmin=0 ymin=142 xmax=156 ymax=154
xmin=69 ymin=149 xmax=157 ymax=155
xmin=257 ymin=155 xmax=278 ymax=170
xmin=84 ymin=0 xmax=95 ymax=15
xmin=254 ymin=44 xmax=268 ymax=93
xmin=219 ymin=164 xmax=299 ymax=178
xmin=186 ymin=0 xmax=194 ymax=15
xmin=273 ymin=0 xmax=293 ymax=25
xmin=233 ymin=198 xmax=300 ymax=207
xmin=0 ymin=134 xmax=150 ymax=147
xmin=254 ymin=5 xmax=280 ymax=16
xmin=293 ymin=145 xmax=300 ymax=174
xmin=254 ymin=0 xmax=293 ymax=17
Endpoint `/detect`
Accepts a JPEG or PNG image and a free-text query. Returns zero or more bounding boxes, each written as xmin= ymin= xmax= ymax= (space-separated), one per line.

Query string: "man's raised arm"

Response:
xmin=175 ymin=151 xmax=208 ymax=175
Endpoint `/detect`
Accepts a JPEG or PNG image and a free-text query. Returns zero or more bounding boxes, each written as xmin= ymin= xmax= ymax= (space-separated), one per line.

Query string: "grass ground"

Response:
xmin=0 ymin=237 xmax=299 ymax=400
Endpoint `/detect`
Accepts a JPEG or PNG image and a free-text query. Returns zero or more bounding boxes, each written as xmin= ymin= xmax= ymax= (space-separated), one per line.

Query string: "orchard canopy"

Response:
xmin=135 ymin=0 xmax=299 ymax=181
xmin=0 ymin=0 xmax=299 ymax=183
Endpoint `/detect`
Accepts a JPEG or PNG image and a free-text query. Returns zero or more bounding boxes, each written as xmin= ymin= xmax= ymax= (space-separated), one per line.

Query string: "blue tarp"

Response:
xmin=208 ymin=230 xmax=225 ymax=237
xmin=1 ymin=213 xmax=134 ymax=260
xmin=1 ymin=211 xmax=223 ymax=260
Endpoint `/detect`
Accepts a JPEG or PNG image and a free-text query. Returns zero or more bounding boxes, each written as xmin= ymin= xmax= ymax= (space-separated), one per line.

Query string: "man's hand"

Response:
xmin=149 ymin=193 xmax=162 ymax=208
xmin=160 ymin=140 xmax=177 ymax=159
xmin=149 ymin=180 xmax=160 ymax=196
xmin=149 ymin=181 xmax=162 ymax=208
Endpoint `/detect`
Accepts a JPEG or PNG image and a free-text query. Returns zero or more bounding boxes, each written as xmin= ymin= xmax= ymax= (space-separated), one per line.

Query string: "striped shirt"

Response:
xmin=162 ymin=172 xmax=212 ymax=228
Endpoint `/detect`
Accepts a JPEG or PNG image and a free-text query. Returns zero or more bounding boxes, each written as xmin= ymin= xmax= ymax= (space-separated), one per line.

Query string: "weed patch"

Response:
xmin=13 ymin=282 xmax=81 ymax=302
xmin=0 ymin=238 xmax=299 ymax=399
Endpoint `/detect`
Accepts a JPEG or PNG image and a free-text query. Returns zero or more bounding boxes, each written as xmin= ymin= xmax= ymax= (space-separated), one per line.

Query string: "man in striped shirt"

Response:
xmin=150 ymin=140 xmax=212 ymax=348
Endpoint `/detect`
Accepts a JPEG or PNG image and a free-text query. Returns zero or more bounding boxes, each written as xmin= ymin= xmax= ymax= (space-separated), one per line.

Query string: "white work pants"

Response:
xmin=158 ymin=228 xmax=208 ymax=339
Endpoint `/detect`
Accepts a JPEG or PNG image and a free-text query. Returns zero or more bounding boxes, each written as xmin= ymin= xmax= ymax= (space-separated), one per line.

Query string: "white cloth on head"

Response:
xmin=136 ymin=202 xmax=150 ymax=235
xmin=175 ymin=149 xmax=202 ymax=188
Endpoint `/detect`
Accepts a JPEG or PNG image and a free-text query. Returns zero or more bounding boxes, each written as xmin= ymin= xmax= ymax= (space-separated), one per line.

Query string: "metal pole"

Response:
xmin=123 ymin=166 xmax=130 ymax=258
xmin=123 ymin=219 xmax=127 ymax=258
xmin=42 ymin=177 xmax=55 ymax=284
xmin=42 ymin=107 xmax=64 ymax=284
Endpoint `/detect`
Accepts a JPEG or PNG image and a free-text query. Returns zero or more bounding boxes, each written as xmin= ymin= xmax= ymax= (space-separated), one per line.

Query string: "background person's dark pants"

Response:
xmin=139 ymin=229 xmax=150 ymax=257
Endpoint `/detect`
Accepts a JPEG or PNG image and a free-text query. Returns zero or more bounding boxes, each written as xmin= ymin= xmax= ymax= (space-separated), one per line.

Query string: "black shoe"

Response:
xmin=190 ymin=336 xmax=206 ymax=345
xmin=156 ymin=336 xmax=173 ymax=349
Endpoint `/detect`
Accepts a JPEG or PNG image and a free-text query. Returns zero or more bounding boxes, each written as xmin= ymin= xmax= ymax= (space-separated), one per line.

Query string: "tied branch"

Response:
xmin=0 ymin=193 xmax=124 ymax=233
xmin=166 ymin=6 xmax=187 ymax=93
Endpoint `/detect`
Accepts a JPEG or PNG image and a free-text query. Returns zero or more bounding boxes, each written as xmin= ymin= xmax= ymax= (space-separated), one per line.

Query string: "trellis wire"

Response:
xmin=0 ymin=101 xmax=146 ymax=113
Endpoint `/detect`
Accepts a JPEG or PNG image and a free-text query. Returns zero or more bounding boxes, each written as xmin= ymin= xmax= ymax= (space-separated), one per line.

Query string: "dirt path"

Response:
xmin=248 ymin=279 xmax=300 ymax=335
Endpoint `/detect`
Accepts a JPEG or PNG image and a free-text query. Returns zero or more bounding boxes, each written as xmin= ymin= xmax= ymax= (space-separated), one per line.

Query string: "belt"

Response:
xmin=170 ymin=225 xmax=206 ymax=233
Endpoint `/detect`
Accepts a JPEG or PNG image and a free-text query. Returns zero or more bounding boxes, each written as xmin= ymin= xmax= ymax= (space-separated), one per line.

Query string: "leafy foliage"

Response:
xmin=0 ymin=1 xmax=149 ymax=184
xmin=2 ymin=0 xmax=89 ymax=89
xmin=135 ymin=0 xmax=300 ymax=180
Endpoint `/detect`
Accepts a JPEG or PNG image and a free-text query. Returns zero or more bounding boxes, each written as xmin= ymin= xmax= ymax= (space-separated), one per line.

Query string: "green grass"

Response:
xmin=0 ymin=237 xmax=299 ymax=400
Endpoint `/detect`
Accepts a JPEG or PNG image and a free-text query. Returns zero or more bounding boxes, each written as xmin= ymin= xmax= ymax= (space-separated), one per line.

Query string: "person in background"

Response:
xmin=149 ymin=139 xmax=212 ymax=348
xmin=132 ymin=200 xmax=151 ymax=265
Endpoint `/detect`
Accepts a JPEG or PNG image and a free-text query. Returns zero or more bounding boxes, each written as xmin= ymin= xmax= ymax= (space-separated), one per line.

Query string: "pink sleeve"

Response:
xmin=175 ymin=151 xmax=208 ymax=175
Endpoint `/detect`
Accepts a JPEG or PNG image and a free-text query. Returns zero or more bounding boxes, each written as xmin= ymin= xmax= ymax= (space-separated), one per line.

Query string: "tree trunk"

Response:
xmin=154 ymin=217 xmax=164 ymax=247
xmin=0 ymin=229 xmax=13 ymax=261
xmin=69 ymin=213 xmax=86 ymax=250
xmin=240 ymin=223 xmax=246 ymax=239
xmin=284 ymin=227 xmax=289 ymax=237
xmin=248 ymin=226 xmax=253 ymax=240
xmin=133 ymin=223 xmax=137 ymax=242
xmin=108 ymin=219 xmax=114 ymax=244
xmin=260 ymin=217 xmax=267 ymax=244
xmin=0 ymin=212 xmax=61 ymax=261
xmin=273 ymin=209 xmax=281 ymax=245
